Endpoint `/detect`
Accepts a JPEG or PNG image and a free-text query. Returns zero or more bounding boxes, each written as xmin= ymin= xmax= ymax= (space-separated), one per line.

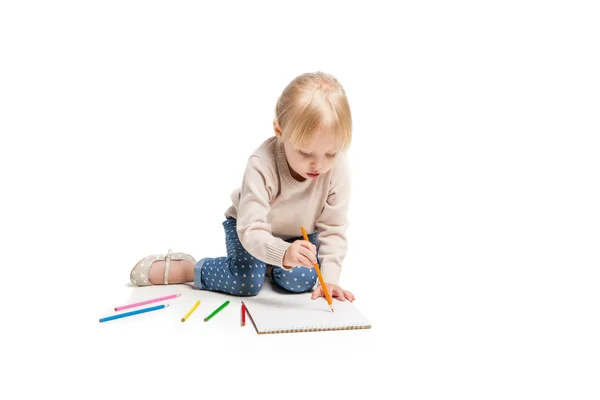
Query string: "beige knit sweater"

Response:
xmin=224 ymin=136 xmax=350 ymax=285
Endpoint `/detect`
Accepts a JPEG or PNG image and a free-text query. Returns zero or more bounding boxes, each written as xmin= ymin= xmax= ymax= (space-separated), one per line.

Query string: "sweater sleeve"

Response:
xmin=314 ymin=155 xmax=351 ymax=286
xmin=236 ymin=156 xmax=291 ymax=266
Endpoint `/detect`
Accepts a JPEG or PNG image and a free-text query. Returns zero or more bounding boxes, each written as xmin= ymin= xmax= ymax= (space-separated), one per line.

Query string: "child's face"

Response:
xmin=281 ymin=127 xmax=342 ymax=181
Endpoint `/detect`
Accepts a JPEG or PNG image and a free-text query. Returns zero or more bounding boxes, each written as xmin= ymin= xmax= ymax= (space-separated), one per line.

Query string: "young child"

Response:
xmin=130 ymin=71 xmax=355 ymax=302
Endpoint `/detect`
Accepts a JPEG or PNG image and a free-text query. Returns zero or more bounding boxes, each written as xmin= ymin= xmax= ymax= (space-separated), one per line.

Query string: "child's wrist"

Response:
xmin=281 ymin=251 xmax=293 ymax=270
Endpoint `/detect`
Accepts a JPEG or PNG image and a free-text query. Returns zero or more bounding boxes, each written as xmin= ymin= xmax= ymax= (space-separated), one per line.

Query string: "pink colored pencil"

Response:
xmin=114 ymin=293 xmax=181 ymax=311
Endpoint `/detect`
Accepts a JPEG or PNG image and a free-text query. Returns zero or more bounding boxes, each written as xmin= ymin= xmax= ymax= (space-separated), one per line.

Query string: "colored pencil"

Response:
xmin=100 ymin=304 xmax=169 ymax=323
xmin=114 ymin=293 xmax=181 ymax=311
xmin=241 ymin=302 xmax=246 ymax=326
xmin=300 ymin=226 xmax=334 ymax=312
xmin=204 ymin=300 xmax=230 ymax=322
xmin=181 ymin=300 xmax=201 ymax=322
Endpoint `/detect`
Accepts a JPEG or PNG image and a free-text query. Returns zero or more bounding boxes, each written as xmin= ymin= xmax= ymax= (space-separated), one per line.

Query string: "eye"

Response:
xmin=299 ymin=150 xmax=312 ymax=157
xmin=326 ymin=153 xmax=338 ymax=158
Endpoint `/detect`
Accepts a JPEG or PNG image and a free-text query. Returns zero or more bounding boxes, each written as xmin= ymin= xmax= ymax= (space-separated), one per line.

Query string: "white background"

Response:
xmin=1 ymin=1 xmax=599 ymax=399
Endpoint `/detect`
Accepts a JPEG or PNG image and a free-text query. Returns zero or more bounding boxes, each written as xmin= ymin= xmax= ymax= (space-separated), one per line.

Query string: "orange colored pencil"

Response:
xmin=300 ymin=226 xmax=334 ymax=312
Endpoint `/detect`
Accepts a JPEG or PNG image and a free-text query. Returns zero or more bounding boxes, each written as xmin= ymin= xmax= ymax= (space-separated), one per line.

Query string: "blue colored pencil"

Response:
xmin=99 ymin=304 xmax=169 ymax=323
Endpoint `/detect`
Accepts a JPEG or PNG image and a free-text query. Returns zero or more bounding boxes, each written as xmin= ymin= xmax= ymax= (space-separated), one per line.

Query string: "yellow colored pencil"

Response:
xmin=181 ymin=300 xmax=201 ymax=322
xmin=300 ymin=226 xmax=334 ymax=312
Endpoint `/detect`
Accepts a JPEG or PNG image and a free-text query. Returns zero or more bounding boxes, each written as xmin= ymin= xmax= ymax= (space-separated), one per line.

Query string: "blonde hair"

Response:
xmin=275 ymin=71 xmax=352 ymax=151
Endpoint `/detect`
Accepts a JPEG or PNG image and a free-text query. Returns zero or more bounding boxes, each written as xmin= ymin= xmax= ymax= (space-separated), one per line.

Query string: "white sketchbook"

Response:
xmin=242 ymin=282 xmax=372 ymax=334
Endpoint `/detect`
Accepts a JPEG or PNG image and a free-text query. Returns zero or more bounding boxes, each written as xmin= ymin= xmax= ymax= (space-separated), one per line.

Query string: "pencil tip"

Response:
xmin=181 ymin=318 xmax=185 ymax=322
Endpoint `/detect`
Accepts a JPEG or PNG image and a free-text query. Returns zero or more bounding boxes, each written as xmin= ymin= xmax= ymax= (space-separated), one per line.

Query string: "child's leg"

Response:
xmin=270 ymin=231 xmax=319 ymax=293
xmin=194 ymin=218 xmax=267 ymax=296
xmin=148 ymin=259 xmax=195 ymax=284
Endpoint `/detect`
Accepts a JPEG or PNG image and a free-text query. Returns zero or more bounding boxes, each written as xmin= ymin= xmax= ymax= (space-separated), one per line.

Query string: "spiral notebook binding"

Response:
xmin=260 ymin=323 xmax=369 ymax=334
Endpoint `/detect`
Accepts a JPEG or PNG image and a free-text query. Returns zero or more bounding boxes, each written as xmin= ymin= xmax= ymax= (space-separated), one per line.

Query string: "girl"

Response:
xmin=130 ymin=71 xmax=355 ymax=302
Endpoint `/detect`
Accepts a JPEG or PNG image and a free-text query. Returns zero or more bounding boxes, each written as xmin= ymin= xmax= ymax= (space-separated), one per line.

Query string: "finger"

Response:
xmin=328 ymin=286 xmax=340 ymax=300
xmin=299 ymin=240 xmax=311 ymax=249
xmin=299 ymin=241 xmax=317 ymax=255
xmin=298 ymin=247 xmax=317 ymax=265
xmin=344 ymin=290 xmax=355 ymax=302
xmin=333 ymin=287 xmax=346 ymax=301
xmin=311 ymin=286 xmax=323 ymax=299
xmin=299 ymin=254 xmax=315 ymax=269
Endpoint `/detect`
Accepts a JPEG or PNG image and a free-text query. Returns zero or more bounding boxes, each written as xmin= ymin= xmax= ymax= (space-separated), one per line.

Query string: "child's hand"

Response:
xmin=312 ymin=283 xmax=355 ymax=302
xmin=283 ymin=240 xmax=318 ymax=269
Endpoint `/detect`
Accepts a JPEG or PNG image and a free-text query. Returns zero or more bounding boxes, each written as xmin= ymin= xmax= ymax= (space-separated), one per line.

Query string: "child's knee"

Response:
xmin=272 ymin=266 xmax=317 ymax=293
xmin=236 ymin=271 xmax=265 ymax=296
xmin=300 ymin=272 xmax=318 ymax=292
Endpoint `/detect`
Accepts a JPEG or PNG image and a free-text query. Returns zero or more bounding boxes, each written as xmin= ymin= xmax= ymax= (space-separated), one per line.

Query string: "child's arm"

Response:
xmin=314 ymin=155 xmax=351 ymax=285
xmin=236 ymin=156 xmax=291 ymax=267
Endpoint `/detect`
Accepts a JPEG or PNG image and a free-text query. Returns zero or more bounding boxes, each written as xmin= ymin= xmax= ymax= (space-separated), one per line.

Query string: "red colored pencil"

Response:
xmin=241 ymin=302 xmax=246 ymax=326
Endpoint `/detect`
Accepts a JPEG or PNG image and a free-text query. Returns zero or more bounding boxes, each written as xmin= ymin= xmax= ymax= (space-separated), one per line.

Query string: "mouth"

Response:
xmin=306 ymin=172 xmax=320 ymax=178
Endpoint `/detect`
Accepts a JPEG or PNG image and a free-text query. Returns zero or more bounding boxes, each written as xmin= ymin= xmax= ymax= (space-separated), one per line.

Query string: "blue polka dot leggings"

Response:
xmin=193 ymin=217 xmax=319 ymax=296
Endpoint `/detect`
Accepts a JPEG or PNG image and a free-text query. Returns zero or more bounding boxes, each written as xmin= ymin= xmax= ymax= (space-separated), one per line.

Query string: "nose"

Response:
xmin=311 ymin=158 xmax=323 ymax=172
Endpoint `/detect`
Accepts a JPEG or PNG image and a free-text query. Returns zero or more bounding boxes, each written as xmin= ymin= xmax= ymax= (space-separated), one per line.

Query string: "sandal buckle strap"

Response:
xmin=163 ymin=249 xmax=172 ymax=285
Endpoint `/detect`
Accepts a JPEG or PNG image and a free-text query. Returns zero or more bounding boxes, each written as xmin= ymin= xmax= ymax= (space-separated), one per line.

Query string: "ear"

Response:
xmin=273 ymin=120 xmax=283 ymax=138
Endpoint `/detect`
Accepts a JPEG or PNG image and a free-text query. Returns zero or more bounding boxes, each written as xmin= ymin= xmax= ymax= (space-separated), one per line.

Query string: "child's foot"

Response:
xmin=148 ymin=259 xmax=195 ymax=284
